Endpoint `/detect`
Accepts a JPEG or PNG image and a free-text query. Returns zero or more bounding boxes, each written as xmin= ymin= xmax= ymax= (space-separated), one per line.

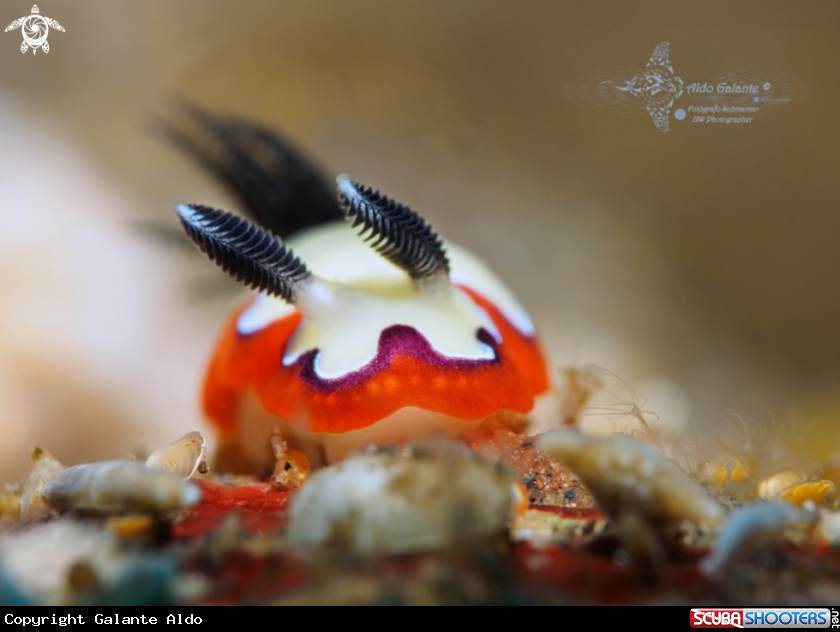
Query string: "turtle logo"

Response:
xmin=5 ymin=5 xmax=65 ymax=55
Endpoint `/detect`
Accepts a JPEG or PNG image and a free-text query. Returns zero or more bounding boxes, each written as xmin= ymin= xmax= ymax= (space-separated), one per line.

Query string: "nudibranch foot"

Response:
xmin=216 ymin=388 xmax=498 ymax=474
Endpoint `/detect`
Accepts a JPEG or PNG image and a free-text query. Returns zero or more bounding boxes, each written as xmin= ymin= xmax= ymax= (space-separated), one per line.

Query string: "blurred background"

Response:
xmin=1 ymin=0 xmax=839 ymax=480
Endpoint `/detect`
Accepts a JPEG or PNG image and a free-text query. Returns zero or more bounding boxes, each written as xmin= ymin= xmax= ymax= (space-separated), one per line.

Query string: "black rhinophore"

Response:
xmin=337 ymin=176 xmax=450 ymax=282
xmin=175 ymin=203 xmax=311 ymax=304
xmin=163 ymin=104 xmax=344 ymax=239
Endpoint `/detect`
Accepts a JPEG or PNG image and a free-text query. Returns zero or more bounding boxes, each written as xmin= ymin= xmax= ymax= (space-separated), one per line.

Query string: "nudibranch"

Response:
xmin=168 ymin=109 xmax=548 ymax=468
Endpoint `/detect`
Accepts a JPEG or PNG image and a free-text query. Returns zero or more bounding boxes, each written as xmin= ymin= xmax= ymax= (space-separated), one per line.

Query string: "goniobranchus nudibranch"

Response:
xmin=167 ymin=107 xmax=548 ymax=470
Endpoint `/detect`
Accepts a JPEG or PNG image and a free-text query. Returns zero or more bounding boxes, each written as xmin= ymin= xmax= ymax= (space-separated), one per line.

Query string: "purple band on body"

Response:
xmin=292 ymin=325 xmax=499 ymax=392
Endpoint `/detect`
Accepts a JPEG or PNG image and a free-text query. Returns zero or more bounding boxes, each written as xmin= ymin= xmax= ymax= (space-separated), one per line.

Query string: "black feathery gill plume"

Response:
xmin=162 ymin=104 xmax=344 ymax=239
xmin=175 ymin=203 xmax=311 ymax=303
xmin=336 ymin=176 xmax=450 ymax=282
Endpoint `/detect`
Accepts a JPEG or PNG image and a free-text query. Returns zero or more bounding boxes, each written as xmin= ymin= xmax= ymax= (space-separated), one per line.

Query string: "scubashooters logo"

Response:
xmin=690 ymin=608 xmax=833 ymax=629
xmin=4 ymin=5 xmax=64 ymax=55
xmin=570 ymin=42 xmax=798 ymax=133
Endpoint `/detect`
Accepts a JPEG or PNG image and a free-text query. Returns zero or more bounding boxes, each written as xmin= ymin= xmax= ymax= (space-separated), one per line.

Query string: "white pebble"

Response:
xmin=145 ymin=431 xmax=206 ymax=479
xmin=41 ymin=461 xmax=202 ymax=514
xmin=288 ymin=442 xmax=512 ymax=555
xmin=539 ymin=430 xmax=722 ymax=526
xmin=701 ymin=502 xmax=811 ymax=576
